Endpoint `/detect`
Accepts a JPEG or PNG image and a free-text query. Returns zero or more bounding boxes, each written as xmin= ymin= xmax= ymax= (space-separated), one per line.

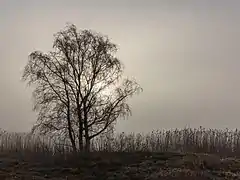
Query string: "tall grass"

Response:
xmin=1 ymin=127 xmax=240 ymax=157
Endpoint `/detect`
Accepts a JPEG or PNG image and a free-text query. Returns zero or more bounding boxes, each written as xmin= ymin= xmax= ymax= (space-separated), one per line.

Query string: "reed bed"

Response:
xmin=1 ymin=127 xmax=240 ymax=157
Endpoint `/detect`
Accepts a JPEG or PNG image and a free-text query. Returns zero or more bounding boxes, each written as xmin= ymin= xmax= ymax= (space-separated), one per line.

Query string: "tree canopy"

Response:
xmin=22 ymin=23 xmax=142 ymax=152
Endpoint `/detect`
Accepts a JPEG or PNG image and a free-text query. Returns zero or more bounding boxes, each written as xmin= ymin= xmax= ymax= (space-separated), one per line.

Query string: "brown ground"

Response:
xmin=0 ymin=151 xmax=240 ymax=179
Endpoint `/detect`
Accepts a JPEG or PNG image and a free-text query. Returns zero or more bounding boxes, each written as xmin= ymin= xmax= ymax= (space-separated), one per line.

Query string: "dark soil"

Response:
xmin=0 ymin=151 xmax=240 ymax=179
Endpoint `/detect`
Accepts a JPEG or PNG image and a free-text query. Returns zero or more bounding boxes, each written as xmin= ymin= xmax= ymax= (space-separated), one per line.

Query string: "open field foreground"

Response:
xmin=1 ymin=151 xmax=240 ymax=180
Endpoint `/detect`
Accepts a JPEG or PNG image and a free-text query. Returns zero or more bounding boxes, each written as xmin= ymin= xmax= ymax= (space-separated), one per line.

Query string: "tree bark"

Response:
xmin=67 ymin=103 xmax=77 ymax=152
xmin=76 ymin=96 xmax=84 ymax=152
xmin=83 ymin=103 xmax=90 ymax=152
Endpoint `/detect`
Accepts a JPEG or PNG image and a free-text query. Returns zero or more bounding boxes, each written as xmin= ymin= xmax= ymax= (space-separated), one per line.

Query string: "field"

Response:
xmin=1 ymin=127 xmax=240 ymax=179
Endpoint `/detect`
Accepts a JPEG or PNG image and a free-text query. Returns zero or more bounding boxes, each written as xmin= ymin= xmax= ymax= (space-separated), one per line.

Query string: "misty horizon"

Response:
xmin=1 ymin=0 xmax=240 ymax=134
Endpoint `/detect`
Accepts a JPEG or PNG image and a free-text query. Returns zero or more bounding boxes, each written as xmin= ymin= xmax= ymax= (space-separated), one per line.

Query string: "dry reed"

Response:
xmin=1 ymin=127 xmax=240 ymax=158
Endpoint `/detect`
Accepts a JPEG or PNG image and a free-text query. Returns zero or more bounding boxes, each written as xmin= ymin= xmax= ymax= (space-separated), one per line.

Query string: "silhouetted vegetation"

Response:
xmin=1 ymin=127 xmax=240 ymax=179
xmin=1 ymin=127 xmax=240 ymax=156
xmin=1 ymin=23 xmax=237 ymax=179
xmin=22 ymin=23 xmax=142 ymax=153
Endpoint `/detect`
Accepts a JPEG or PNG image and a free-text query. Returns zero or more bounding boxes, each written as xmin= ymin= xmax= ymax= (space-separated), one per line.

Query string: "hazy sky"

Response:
xmin=1 ymin=0 xmax=240 ymax=133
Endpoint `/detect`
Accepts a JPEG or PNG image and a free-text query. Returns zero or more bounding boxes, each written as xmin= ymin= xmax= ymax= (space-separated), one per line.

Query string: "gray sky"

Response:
xmin=1 ymin=0 xmax=240 ymax=133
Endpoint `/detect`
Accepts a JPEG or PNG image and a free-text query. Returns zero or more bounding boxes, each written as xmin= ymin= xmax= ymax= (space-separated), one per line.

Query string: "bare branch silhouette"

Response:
xmin=22 ymin=23 xmax=142 ymax=152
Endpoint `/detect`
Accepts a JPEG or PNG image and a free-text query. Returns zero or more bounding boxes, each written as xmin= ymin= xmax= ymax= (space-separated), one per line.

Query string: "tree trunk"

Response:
xmin=85 ymin=136 xmax=90 ymax=152
xmin=67 ymin=104 xmax=77 ymax=152
xmin=78 ymin=118 xmax=83 ymax=151
xmin=76 ymin=97 xmax=84 ymax=152
xmin=84 ymin=118 xmax=90 ymax=152
xmin=66 ymin=89 xmax=77 ymax=153
xmin=83 ymin=103 xmax=90 ymax=152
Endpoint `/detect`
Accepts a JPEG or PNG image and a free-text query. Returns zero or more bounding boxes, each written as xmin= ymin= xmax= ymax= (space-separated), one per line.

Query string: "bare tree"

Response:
xmin=22 ymin=23 xmax=142 ymax=152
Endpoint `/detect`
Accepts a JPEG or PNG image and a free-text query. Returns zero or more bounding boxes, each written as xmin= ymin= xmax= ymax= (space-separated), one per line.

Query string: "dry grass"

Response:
xmin=1 ymin=126 xmax=240 ymax=157
xmin=1 ymin=127 xmax=240 ymax=179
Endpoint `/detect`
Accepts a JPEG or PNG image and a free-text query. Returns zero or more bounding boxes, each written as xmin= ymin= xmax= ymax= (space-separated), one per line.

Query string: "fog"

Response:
xmin=0 ymin=0 xmax=240 ymax=133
